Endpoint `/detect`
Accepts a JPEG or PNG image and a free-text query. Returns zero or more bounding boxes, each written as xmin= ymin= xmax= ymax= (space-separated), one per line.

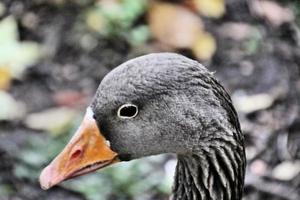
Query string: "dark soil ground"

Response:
xmin=0 ymin=0 xmax=300 ymax=200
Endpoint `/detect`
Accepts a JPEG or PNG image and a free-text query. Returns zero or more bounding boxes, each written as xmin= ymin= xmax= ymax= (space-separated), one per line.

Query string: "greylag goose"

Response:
xmin=40 ymin=53 xmax=246 ymax=200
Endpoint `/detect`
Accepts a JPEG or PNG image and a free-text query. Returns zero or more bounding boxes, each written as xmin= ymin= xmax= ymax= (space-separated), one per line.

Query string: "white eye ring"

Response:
xmin=117 ymin=104 xmax=139 ymax=119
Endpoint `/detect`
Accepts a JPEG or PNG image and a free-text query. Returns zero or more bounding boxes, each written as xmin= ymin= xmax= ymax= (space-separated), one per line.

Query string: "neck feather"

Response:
xmin=172 ymin=138 xmax=245 ymax=200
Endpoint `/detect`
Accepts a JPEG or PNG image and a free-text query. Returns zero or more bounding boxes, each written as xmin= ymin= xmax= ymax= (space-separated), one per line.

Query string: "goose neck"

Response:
xmin=172 ymin=144 xmax=245 ymax=200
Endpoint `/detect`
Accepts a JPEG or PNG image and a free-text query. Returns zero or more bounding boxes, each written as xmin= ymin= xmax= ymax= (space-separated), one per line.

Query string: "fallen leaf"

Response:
xmin=25 ymin=107 xmax=78 ymax=136
xmin=251 ymin=0 xmax=294 ymax=26
xmin=0 ymin=91 xmax=26 ymax=120
xmin=0 ymin=67 xmax=11 ymax=90
xmin=193 ymin=0 xmax=226 ymax=18
xmin=232 ymin=92 xmax=274 ymax=113
xmin=0 ymin=16 xmax=18 ymax=45
xmin=192 ymin=31 xmax=216 ymax=60
xmin=272 ymin=161 xmax=300 ymax=180
xmin=182 ymin=0 xmax=198 ymax=11
xmin=148 ymin=2 xmax=203 ymax=49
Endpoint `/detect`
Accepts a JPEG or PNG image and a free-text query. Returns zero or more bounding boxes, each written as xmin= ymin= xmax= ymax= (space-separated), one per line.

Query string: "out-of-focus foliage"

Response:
xmin=64 ymin=156 xmax=173 ymax=200
xmin=0 ymin=15 xmax=40 ymax=120
xmin=232 ymin=93 xmax=274 ymax=114
xmin=243 ymin=30 xmax=263 ymax=55
xmin=0 ymin=2 xmax=5 ymax=17
xmin=0 ymin=67 xmax=11 ymax=90
xmin=14 ymin=129 xmax=77 ymax=181
xmin=193 ymin=0 xmax=225 ymax=18
xmin=283 ymin=0 xmax=300 ymax=27
xmin=192 ymin=32 xmax=216 ymax=61
xmin=24 ymin=107 xmax=78 ymax=136
xmin=251 ymin=0 xmax=294 ymax=26
xmin=85 ymin=0 xmax=149 ymax=46
xmin=1 ymin=0 xmax=300 ymax=200
xmin=0 ymin=91 xmax=26 ymax=120
xmin=16 ymin=119 xmax=173 ymax=200
xmin=148 ymin=1 xmax=217 ymax=60
xmin=0 ymin=16 xmax=42 ymax=88
xmin=84 ymin=0 xmax=225 ymax=60
xmin=148 ymin=1 xmax=204 ymax=49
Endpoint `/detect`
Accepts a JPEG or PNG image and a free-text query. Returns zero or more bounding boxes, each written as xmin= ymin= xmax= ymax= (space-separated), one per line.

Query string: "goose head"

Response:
xmin=40 ymin=53 xmax=245 ymax=200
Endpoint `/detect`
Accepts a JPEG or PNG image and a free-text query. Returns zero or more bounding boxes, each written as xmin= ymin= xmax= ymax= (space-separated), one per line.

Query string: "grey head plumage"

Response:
xmin=90 ymin=53 xmax=246 ymax=200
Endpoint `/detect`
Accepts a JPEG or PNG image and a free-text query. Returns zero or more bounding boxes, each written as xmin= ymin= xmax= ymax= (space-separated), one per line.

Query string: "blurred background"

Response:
xmin=0 ymin=0 xmax=299 ymax=199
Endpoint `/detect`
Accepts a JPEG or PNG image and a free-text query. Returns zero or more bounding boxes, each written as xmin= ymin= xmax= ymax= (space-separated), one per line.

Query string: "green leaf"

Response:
xmin=128 ymin=25 xmax=150 ymax=46
xmin=0 ymin=16 xmax=42 ymax=79
xmin=0 ymin=16 xmax=18 ymax=45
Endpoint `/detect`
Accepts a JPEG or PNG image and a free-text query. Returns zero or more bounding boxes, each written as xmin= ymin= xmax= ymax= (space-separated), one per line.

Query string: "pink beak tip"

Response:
xmin=39 ymin=165 xmax=54 ymax=190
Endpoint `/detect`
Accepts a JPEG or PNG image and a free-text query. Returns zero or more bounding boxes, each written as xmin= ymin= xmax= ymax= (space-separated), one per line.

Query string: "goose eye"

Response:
xmin=117 ymin=104 xmax=138 ymax=119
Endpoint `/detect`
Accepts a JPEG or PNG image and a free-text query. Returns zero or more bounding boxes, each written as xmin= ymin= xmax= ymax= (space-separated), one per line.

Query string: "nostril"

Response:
xmin=70 ymin=149 xmax=82 ymax=161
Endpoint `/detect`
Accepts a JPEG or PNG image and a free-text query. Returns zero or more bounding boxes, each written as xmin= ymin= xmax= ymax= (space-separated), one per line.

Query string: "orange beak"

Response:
xmin=39 ymin=107 xmax=119 ymax=190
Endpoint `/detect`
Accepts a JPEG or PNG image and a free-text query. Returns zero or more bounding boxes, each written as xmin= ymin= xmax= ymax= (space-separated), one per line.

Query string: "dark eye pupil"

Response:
xmin=120 ymin=106 xmax=137 ymax=117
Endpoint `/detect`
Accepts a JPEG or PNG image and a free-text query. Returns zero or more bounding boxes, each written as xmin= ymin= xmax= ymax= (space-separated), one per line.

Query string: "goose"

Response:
xmin=39 ymin=53 xmax=246 ymax=200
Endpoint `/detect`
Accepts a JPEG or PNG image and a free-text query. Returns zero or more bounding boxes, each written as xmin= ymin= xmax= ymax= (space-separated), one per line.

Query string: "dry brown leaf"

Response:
xmin=251 ymin=0 xmax=294 ymax=26
xmin=182 ymin=0 xmax=198 ymax=11
xmin=192 ymin=32 xmax=216 ymax=60
xmin=148 ymin=2 xmax=203 ymax=49
xmin=193 ymin=0 xmax=225 ymax=18
xmin=0 ymin=66 xmax=11 ymax=90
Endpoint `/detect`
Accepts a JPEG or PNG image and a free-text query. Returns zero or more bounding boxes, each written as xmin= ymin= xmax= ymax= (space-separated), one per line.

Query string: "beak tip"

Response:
xmin=39 ymin=165 xmax=54 ymax=190
xmin=40 ymin=183 xmax=51 ymax=191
